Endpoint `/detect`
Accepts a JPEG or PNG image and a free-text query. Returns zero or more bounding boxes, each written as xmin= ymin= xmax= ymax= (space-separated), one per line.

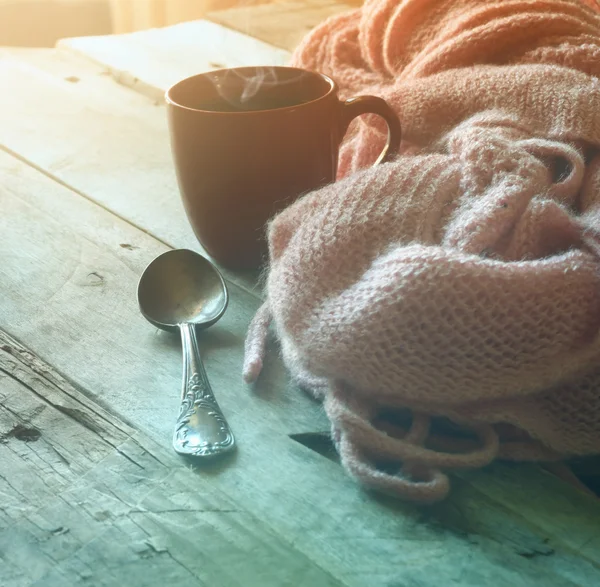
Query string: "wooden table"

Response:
xmin=1 ymin=3 xmax=599 ymax=586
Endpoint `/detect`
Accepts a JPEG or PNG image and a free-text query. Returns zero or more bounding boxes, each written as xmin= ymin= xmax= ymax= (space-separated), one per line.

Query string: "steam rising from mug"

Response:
xmin=240 ymin=66 xmax=276 ymax=103
xmin=211 ymin=66 xmax=308 ymax=109
xmin=165 ymin=65 xmax=402 ymax=269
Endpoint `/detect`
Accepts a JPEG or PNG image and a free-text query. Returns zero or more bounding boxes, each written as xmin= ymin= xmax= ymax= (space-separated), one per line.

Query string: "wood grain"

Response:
xmin=58 ymin=19 xmax=291 ymax=102
xmin=2 ymin=38 xmax=600 ymax=585
xmin=207 ymin=0 xmax=356 ymax=52
xmin=2 ymin=124 xmax=600 ymax=586
xmin=0 ymin=331 xmax=341 ymax=587
xmin=0 ymin=48 xmax=260 ymax=296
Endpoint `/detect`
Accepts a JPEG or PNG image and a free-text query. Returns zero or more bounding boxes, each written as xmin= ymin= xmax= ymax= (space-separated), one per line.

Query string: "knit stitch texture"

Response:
xmin=243 ymin=0 xmax=600 ymax=502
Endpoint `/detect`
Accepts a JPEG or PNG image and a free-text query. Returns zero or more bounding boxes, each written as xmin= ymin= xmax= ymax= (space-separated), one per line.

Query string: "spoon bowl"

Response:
xmin=138 ymin=248 xmax=228 ymax=331
xmin=138 ymin=249 xmax=235 ymax=457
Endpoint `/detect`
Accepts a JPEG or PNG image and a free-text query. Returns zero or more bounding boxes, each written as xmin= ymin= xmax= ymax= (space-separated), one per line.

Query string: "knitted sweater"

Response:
xmin=243 ymin=0 xmax=600 ymax=503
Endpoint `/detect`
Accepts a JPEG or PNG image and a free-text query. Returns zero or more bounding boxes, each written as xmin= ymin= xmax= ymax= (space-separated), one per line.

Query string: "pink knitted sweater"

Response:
xmin=244 ymin=0 xmax=600 ymax=502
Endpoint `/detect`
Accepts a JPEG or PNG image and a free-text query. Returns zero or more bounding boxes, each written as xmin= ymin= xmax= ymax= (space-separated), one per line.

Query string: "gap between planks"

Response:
xmin=205 ymin=0 xmax=357 ymax=52
xmin=2 ymin=327 xmax=600 ymax=587
xmin=0 ymin=330 xmax=343 ymax=587
xmin=3 ymin=46 xmax=600 ymax=587
xmin=0 ymin=48 xmax=263 ymax=301
xmin=2 ymin=148 xmax=600 ymax=586
xmin=57 ymin=19 xmax=292 ymax=103
xmin=0 ymin=143 xmax=174 ymax=250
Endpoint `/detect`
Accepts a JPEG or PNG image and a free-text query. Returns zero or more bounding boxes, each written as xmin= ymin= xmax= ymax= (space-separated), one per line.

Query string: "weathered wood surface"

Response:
xmin=206 ymin=0 xmax=357 ymax=52
xmin=57 ymin=0 xmax=358 ymax=99
xmin=0 ymin=48 xmax=259 ymax=296
xmin=58 ymin=19 xmax=291 ymax=102
xmin=2 ymin=146 xmax=600 ymax=585
xmin=0 ymin=331 xmax=340 ymax=587
xmin=1 ymin=10 xmax=600 ymax=584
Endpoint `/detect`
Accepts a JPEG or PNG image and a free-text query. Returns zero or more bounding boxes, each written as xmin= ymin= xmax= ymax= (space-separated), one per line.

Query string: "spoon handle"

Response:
xmin=173 ymin=323 xmax=235 ymax=457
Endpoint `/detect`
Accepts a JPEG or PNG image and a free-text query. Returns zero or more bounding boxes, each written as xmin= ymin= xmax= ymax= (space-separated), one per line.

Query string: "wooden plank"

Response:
xmin=2 ymin=45 xmax=600 ymax=584
xmin=0 ymin=146 xmax=322 ymax=439
xmin=57 ymin=19 xmax=291 ymax=102
xmin=0 ymin=331 xmax=341 ymax=587
xmin=2 ymin=139 xmax=600 ymax=586
xmin=0 ymin=49 xmax=260 ymax=296
xmin=55 ymin=2 xmax=357 ymax=98
xmin=206 ymin=0 xmax=357 ymax=52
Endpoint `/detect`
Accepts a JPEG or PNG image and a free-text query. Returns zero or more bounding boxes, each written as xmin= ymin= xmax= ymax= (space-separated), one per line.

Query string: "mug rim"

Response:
xmin=165 ymin=65 xmax=337 ymax=114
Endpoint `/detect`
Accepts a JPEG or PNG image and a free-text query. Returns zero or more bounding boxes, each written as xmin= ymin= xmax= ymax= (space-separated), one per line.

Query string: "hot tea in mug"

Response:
xmin=166 ymin=66 xmax=401 ymax=269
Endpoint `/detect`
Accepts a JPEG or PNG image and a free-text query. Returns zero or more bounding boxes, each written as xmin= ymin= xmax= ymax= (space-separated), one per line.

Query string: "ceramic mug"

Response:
xmin=166 ymin=66 xmax=401 ymax=269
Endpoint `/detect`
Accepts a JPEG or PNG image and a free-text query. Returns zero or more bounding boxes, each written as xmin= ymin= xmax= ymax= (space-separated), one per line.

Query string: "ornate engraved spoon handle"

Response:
xmin=173 ymin=322 xmax=235 ymax=457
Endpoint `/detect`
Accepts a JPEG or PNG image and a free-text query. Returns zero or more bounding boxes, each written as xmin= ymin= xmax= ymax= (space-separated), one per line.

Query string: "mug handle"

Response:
xmin=339 ymin=96 xmax=402 ymax=165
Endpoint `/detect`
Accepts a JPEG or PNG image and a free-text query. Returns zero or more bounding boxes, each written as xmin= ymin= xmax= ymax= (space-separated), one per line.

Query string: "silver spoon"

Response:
xmin=137 ymin=248 xmax=235 ymax=457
